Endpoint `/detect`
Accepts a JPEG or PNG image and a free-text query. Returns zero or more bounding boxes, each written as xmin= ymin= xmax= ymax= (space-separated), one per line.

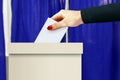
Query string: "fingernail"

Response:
xmin=47 ymin=25 xmax=53 ymax=30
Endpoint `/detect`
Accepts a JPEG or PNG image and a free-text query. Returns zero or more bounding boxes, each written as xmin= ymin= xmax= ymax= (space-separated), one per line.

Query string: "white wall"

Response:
xmin=3 ymin=0 xmax=12 ymax=56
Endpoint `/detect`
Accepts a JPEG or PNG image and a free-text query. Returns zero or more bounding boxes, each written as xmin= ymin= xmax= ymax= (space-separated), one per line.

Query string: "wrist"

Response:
xmin=79 ymin=11 xmax=84 ymax=24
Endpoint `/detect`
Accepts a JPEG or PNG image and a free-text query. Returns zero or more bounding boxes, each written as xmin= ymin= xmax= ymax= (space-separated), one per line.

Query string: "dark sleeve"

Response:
xmin=81 ymin=3 xmax=120 ymax=23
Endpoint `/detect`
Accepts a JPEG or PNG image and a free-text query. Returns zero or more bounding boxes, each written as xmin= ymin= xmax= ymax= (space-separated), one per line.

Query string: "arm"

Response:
xmin=81 ymin=2 xmax=120 ymax=23
xmin=48 ymin=3 xmax=120 ymax=30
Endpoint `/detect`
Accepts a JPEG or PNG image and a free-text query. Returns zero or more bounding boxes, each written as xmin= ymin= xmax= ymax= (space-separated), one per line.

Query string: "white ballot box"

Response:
xmin=8 ymin=43 xmax=83 ymax=80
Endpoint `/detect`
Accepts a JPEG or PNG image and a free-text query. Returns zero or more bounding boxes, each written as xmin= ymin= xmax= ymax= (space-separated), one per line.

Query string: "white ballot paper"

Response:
xmin=35 ymin=18 xmax=68 ymax=43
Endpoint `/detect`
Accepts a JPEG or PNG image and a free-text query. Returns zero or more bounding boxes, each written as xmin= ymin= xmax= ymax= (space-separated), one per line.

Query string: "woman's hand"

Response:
xmin=47 ymin=10 xmax=84 ymax=30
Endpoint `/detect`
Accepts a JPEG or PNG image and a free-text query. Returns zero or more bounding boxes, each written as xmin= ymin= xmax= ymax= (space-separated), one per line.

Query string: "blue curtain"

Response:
xmin=11 ymin=0 xmax=120 ymax=80
xmin=11 ymin=0 xmax=65 ymax=42
xmin=0 ymin=0 xmax=6 ymax=80
xmin=69 ymin=0 xmax=120 ymax=80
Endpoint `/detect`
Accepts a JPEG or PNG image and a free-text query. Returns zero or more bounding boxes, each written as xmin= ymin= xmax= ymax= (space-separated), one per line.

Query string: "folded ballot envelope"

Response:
xmin=35 ymin=18 xmax=68 ymax=43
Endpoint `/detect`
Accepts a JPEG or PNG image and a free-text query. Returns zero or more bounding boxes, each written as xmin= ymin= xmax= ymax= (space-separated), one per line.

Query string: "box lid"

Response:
xmin=8 ymin=43 xmax=83 ymax=55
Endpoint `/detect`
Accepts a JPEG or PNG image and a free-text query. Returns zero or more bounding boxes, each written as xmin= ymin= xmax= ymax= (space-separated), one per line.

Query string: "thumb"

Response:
xmin=47 ymin=20 xmax=67 ymax=30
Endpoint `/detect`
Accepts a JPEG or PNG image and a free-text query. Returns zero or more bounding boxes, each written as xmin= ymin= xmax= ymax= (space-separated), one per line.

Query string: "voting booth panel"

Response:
xmin=8 ymin=43 xmax=83 ymax=80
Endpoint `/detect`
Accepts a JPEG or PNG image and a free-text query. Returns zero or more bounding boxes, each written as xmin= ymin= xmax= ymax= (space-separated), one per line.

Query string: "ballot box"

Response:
xmin=8 ymin=43 xmax=83 ymax=80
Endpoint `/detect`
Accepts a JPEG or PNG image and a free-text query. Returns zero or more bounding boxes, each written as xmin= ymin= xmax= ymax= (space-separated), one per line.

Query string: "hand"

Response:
xmin=47 ymin=10 xmax=84 ymax=30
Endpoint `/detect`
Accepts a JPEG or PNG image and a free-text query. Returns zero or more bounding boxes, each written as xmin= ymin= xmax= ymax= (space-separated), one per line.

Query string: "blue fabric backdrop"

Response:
xmin=11 ymin=0 xmax=65 ymax=42
xmin=0 ymin=0 xmax=6 ymax=80
xmin=69 ymin=0 xmax=120 ymax=80
xmin=11 ymin=0 xmax=120 ymax=80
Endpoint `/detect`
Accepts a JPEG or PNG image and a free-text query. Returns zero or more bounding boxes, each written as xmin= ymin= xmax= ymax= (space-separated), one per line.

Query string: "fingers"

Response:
xmin=47 ymin=19 xmax=67 ymax=30
xmin=51 ymin=13 xmax=62 ymax=21
xmin=51 ymin=10 xmax=64 ymax=22
xmin=48 ymin=10 xmax=66 ymax=30
xmin=47 ymin=10 xmax=67 ymax=30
